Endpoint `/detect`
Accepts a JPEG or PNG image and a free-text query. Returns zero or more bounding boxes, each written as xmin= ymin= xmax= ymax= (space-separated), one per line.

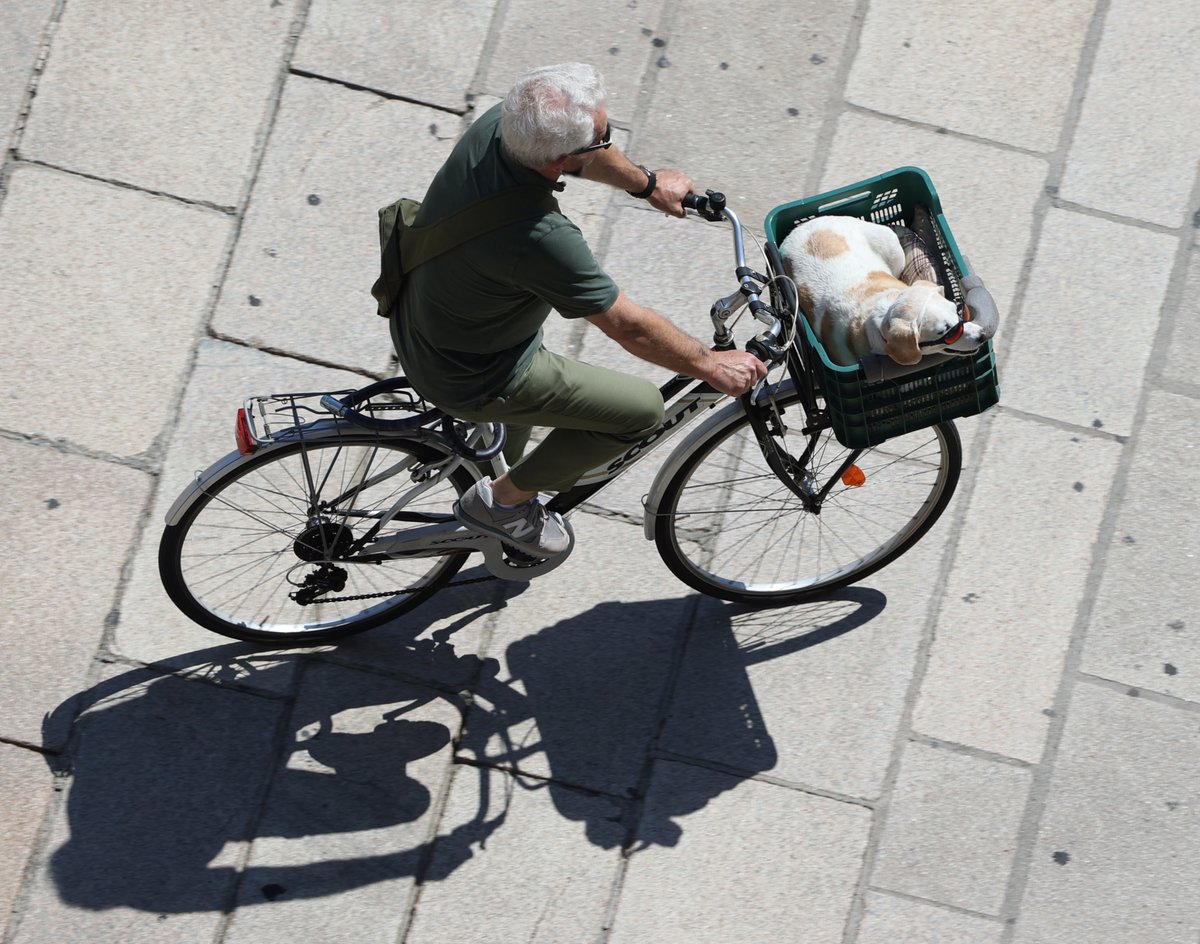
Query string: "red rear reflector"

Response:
xmin=842 ymin=465 xmax=866 ymax=487
xmin=235 ymin=408 xmax=256 ymax=455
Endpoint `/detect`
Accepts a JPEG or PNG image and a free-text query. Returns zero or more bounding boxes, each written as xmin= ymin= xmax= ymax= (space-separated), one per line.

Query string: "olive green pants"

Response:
xmin=444 ymin=347 xmax=664 ymax=492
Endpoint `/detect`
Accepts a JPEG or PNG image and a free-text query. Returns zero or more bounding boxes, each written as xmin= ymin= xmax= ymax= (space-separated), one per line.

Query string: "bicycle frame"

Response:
xmin=349 ymin=371 xmax=734 ymax=578
xmin=163 ymin=194 xmax=843 ymax=583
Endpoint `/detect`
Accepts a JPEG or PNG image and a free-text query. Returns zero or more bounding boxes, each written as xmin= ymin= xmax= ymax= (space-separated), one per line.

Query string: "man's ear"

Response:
xmin=883 ymin=317 xmax=923 ymax=365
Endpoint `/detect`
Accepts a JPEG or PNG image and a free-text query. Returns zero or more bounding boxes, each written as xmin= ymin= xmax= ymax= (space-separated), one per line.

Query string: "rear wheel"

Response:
xmin=159 ymin=437 xmax=476 ymax=643
xmin=654 ymin=390 xmax=961 ymax=604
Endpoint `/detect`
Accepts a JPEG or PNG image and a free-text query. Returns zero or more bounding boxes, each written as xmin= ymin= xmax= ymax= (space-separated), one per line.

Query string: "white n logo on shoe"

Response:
xmin=501 ymin=518 xmax=536 ymax=539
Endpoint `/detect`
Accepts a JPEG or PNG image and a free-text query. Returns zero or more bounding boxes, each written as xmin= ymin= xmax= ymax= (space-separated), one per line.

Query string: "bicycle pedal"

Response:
xmin=501 ymin=544 xmax=547 ymax=566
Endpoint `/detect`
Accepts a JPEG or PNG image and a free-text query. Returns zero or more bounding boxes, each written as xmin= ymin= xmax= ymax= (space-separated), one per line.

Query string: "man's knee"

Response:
xmin=618 ymin=382 xmax=665 ymax=439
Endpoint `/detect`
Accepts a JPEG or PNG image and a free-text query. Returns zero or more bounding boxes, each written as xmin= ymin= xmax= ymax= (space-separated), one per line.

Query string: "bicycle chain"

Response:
xmin=309 ymin=572 xmax=498 ymax=605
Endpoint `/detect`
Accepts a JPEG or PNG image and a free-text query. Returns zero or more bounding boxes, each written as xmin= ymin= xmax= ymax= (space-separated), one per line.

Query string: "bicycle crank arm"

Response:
xmin=365 ymin=519 xmax=575 ymax=582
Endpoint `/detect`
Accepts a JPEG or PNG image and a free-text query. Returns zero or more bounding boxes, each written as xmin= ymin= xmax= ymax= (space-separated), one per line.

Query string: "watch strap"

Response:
xmin=627 ymin=165 xmax=656 ymax=199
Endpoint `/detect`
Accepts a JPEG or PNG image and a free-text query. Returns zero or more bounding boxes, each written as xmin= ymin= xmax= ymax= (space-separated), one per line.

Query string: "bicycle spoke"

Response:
xmin=162 ymin=439 xmax=473 ymax=640
xmin=656 ymin=390 xmax=960 ymax=601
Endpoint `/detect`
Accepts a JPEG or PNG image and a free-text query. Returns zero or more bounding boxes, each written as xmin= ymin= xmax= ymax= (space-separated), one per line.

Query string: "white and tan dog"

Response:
xmin=779 ymin=215 xmax=984 ymax=367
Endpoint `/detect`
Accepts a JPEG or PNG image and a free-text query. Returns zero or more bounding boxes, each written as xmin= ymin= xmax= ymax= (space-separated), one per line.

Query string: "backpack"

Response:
xmin=370 ymin=186 xmax=559 ymax=318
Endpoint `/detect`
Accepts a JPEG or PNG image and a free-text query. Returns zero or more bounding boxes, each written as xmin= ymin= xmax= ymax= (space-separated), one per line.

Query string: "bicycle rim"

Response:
xmin=655 ymin=393 xmax=961 ymax=604
xmin=159 ymin=437 xmax=474 ymax=642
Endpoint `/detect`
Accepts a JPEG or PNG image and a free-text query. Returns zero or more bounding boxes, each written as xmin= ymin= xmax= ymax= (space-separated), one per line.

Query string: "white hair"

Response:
xmin=500 ymin=63 xmax=607 ymax=168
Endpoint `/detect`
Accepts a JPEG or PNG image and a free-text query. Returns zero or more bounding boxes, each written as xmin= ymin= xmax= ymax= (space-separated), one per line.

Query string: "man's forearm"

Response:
xmin=579 ymin=145 xmax=650 ymax=193
xmin=587 ymin=293 xmax=768 ymax=398
xmin=608 ymin=307 xmax=715 ymax=377
xmin=588 ymin=295 xmax=717 ymax=377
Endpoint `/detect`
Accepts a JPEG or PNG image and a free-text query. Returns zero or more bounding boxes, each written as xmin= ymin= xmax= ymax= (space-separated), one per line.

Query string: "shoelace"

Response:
xmin=522 ymin=499 xmax=549 ymax=532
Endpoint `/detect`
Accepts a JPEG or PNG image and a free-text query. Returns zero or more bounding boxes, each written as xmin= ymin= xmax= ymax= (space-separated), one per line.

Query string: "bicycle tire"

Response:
xmin=159 ymin=436 xmax=477 ymax=643
xmin=653 ymin=389 xmax=961 ymax=604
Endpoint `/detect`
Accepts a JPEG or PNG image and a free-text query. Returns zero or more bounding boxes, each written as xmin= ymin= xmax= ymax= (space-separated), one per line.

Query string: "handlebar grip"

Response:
xmin=745 ymin=337 xmax=773 ymax=363
xmin=684 ymin=189 xmax=726 ymax=221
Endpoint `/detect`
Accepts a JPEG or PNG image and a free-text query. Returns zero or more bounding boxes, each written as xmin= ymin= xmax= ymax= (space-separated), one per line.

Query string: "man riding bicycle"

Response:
xmin=391 ymin=62 xmax=767 ymax=558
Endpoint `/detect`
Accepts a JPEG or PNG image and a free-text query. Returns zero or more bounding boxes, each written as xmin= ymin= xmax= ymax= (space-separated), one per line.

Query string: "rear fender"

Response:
xmin=163 ymin=449 xmax=253 ymax=527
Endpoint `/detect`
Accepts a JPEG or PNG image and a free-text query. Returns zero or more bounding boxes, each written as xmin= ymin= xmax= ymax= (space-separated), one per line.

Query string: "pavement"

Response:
xmin=1 ymin=1 xmax=1198 ymax=942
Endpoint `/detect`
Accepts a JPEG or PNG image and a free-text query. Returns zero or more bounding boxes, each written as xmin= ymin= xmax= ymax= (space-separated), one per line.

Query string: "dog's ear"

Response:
xmin=882 ymin=290 xmax=928 ymax=365
xmin=883 ymin=319 xmax=923 ymax=365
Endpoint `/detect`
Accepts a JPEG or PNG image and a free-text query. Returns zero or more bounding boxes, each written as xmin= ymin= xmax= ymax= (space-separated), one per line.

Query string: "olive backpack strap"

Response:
xmin=371 ymin=185 xmax=558 ymax=317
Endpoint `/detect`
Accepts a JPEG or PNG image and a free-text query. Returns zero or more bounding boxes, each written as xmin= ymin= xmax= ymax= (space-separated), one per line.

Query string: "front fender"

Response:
xmin=641 ymin=379 xmax=797 ymax=540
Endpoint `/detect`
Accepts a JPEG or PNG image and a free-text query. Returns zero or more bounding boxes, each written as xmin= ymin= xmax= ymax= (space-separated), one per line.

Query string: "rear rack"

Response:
xmin=241 ymin=385 xmax=434 ymax=446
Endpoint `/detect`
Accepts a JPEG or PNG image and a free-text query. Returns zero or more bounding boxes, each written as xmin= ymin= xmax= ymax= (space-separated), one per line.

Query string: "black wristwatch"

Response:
xmin=627 ymin=165 xmax=657 ymax=199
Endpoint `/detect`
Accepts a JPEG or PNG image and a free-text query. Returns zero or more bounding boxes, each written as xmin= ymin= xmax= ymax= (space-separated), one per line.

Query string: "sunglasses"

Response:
xmin=568 ymin=123 xmax=612 ymax=156
xmin=919 ymin=305 xmax=972 ymax=349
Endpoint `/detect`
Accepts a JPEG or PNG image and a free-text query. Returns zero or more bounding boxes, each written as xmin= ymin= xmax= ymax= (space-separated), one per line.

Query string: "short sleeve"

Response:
xmin=518 ymin=220 xmax=620 ymax=318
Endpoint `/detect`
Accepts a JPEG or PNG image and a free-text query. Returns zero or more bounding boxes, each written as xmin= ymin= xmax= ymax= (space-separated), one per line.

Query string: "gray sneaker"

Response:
xmin=453 ymin=477 xmax=571 ymax=558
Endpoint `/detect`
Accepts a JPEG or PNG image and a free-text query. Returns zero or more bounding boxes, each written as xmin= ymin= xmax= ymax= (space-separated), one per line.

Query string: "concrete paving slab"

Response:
xmin=481 ymin=0 xmax=666 ymax=123
xmin=0 ymin=164 xmax=229 ymax=458
xmin=0 ymin=0 xmax=51 ymax=144
xmin=1012 ymin=683 xmax=1200 ymax=944
xmin=872 ymin=741 xmax=1032 ymax=915
xmin=405 ymin=765 xmax=623 ymax=944
xmin=1060 ymin=0 xmax=1200 ymax=228
xmin=0 ymin=743 xmax=56 ymax=926
xmin=19 ymin=0 xmax=295 ymax=207
xmin=11 ymin=665 xmax=283 ymax=943
xmin=113 ymin=340 xmax=369 ymax=687
xmin=913 ymin=413 xmax=1122 ymax=762
xmin=999 ymin=210 xmax=1176 ymax=436
xmin=294 ymin=0 xmax=498 ymax=112
xmin=212 ymin=76 xmax=455 ymax=374
xmin=857 ymin=891 xmax=1006 ymax=944
xmin=4 ymin=0 xmax=1198 ymax=939
xmin=846 ymin=0 xmax=1095 ymax=153
xmin=0 ymin=437 xmax=150 ymax=751
xmin=458 ymin=514 xmax=694 ymax=798
xmin=224 ymin=661 xmax=460 ymax=944
xmin=663 ymin=530 xmax=945 ymax=800
xmin=1081 ymin=390 xmax=1200 ymax=699
xmin=635 ymin=0 xmax=859 ymax=229
xmin=610 ymin=759 xmax=871 ymax=943
xmin=820 ymin=111 xmax=1049 ymax=315
xmin=1162 ymin=241 xmax=1200 ymax=389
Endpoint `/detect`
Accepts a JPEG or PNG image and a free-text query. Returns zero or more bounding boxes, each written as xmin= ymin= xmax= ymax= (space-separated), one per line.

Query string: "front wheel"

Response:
xmin=159 ymin=436 xmax=478 ymax=643
xmin=654 ymin=390 xmax=961 ymax=605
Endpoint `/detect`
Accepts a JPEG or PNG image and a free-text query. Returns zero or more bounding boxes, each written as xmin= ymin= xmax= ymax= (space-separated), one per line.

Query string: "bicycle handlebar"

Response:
xmin=685 ymin=190 xmax=790 ymax=366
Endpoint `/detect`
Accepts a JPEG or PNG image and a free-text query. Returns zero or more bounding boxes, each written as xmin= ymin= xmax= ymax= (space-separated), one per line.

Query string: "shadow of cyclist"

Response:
xmin=37 ymin=582 xmax=883 ymax=916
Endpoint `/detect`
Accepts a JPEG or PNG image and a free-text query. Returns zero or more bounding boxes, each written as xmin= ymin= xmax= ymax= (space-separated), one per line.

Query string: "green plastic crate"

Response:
xmin=764 ymin=166 xmax=1000 ymax=449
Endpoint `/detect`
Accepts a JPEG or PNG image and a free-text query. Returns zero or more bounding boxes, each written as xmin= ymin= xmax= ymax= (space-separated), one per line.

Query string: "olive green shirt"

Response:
xmin=393 ymin=104 xmax=620 ymax=412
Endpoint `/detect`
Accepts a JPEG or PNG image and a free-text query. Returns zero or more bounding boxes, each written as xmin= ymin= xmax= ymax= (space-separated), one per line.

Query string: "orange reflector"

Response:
xmin=842 ymin=465 xmax=866 ymax=487
xmin=235 ymin=408 xmax=257 ymax=455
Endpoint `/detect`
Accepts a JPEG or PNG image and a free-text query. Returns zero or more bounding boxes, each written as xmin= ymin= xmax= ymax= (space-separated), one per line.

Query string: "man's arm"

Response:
xmin=578 ymin=146 xmax=694 ymax=218
xmin=586 ymin=291 xmax=767 ymax=397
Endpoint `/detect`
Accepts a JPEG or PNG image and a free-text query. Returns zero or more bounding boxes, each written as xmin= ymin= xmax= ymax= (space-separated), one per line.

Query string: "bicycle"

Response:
xmin=159 ymin=167 xmax=1000 ymax=644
